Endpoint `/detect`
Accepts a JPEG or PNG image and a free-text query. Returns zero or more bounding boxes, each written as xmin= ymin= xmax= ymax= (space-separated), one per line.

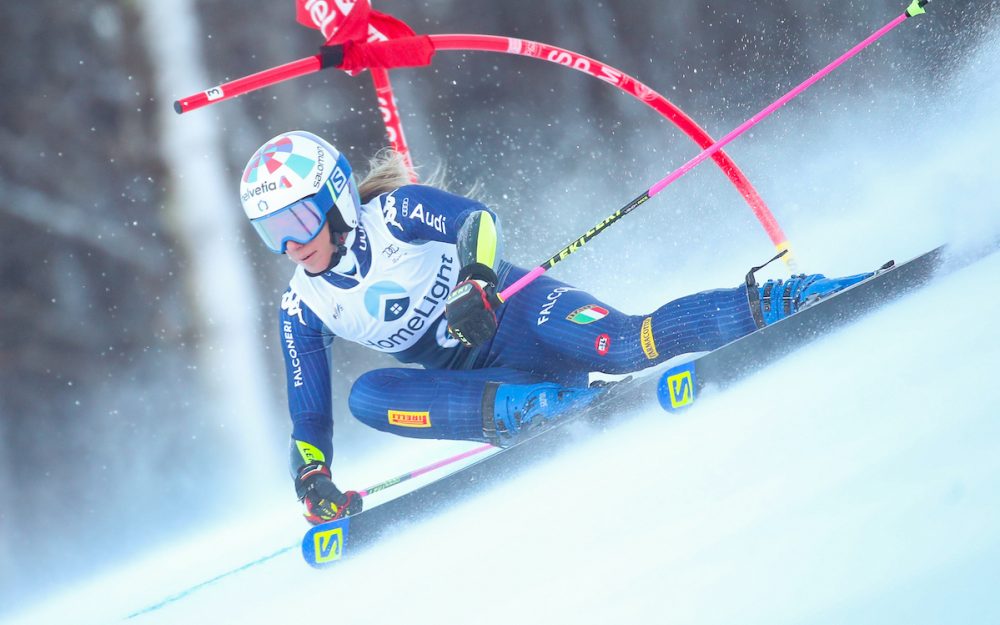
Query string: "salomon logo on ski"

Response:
xmin=305 ymin=521 xmax=349 ymax=566
xmin=315 ymin=527 xmax=343 ymax=562
xmin=658 ymin=363 xmax=696 ymax=412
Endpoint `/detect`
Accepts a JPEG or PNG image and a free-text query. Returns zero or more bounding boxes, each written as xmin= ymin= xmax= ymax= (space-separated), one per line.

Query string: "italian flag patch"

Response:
xmin=566 ymin=305 xmax=609 ymax=325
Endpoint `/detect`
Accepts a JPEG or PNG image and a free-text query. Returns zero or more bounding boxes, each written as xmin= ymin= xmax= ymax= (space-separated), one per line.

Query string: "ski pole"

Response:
xmin=498 ymin=0 xmax=931 ymax=301
xmin=358 ymin=443 xmax=495 ymax=497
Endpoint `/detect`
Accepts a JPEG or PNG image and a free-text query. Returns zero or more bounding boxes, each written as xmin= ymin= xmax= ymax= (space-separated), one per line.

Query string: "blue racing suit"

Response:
xmin=280 ymin=184 xmax=758 ymax=470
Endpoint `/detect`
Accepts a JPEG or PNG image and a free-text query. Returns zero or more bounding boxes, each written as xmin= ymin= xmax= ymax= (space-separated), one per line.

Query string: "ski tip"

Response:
xmin=657 ymin=362 xmax=698 ymax=413
xmin=302 ymin=517 xmax=351 ymax=568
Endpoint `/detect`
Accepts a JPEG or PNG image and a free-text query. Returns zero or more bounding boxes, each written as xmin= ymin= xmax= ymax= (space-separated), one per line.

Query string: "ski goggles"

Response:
xmin=251 ymin=156 xmax=359 ymax=254
xmin=251 ymin=195 xmax=329 ymax=254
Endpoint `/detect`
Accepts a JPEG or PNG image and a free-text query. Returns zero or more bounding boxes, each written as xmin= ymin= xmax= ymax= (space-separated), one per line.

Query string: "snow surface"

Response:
xmin=7 ymin=248 xmax=1000 ymax=625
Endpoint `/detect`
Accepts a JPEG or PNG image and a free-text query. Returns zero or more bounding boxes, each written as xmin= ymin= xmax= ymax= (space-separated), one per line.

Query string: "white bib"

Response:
xmin=289 ymin=202 xmax=459 ymax=353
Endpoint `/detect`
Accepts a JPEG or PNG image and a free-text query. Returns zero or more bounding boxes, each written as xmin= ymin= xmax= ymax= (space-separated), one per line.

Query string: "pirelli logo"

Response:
xmin=388 ymin=410 xmax=431 ymax=428
xmin=640 ymin=317 xmax=659 ymax=360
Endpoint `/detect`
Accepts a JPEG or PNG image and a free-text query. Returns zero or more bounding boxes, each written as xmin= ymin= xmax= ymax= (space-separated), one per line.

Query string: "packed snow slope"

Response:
xmin=8 ymin=246 xmax=1000 ymax=625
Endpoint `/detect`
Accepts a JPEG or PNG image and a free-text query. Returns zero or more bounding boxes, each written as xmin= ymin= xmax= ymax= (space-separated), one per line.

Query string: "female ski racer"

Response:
xmin=240 ymin=130 xmax=871 ymax=524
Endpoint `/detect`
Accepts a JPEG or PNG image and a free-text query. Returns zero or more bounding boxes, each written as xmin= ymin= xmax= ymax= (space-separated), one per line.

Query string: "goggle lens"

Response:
xmin=251 ymin=198 xmax=328 ymax=253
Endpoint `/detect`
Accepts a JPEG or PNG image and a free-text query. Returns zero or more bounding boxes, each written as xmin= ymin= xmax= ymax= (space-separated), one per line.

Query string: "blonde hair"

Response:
xmin=357 ymin=149 xmax=459 ymax=203
xmin=357 ymin=149 xmax=412 ymax=202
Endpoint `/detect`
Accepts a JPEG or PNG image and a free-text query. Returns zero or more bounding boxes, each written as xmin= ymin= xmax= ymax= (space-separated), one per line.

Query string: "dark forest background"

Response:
xmin=1 ymin=0 xmax=995 ymax=614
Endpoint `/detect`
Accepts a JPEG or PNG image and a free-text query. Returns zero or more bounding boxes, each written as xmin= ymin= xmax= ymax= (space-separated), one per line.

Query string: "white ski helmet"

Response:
xmin=240 ymin=130 xmax=360 ymax=254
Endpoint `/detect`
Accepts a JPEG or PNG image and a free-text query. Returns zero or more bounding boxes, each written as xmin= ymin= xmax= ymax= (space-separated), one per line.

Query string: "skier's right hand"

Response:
xmin=446 ymin=263 xmax=503 ymax=348
xmin=295 ymin=462 xmax=363 ymax=525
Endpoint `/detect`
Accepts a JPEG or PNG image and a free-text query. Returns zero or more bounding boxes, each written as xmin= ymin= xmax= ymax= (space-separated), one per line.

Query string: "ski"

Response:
xmin=303 ymin=242 xmax=998 ymax=568
xmin=302 ymin=364 xmax=678 ymax=567
xmin=301 ymin=409 xmax=591 ymax=567
xmin=656 ymin=245 xmax=950 ymax=412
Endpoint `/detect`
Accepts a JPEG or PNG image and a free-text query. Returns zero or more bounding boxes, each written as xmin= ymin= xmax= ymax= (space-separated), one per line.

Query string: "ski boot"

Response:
xmin=482 ymin=382 xmax=604 ymax=446
xmin=749 ymin=271 xmax=875 ymax=326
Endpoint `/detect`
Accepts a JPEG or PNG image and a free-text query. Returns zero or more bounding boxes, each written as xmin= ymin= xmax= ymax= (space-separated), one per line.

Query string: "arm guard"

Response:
xmin=456 ymin=209 xmax=503 ymax=274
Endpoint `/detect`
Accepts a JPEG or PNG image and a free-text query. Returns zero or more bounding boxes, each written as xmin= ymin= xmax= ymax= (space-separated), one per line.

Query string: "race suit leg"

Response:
xmin=348 ymin=266 xmax=757 ymax=441
xmin=479 ymin=265 xmax=759 ymax=377
xmin=347 ymin=367 xmax=582 ymax=441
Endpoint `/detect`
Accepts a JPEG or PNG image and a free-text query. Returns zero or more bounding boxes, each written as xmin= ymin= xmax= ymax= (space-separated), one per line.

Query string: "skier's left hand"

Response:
xmin=295 ymin=462 xmax=362 ymax=525
xmin=446 ymin=263 xmax=503 ymax=348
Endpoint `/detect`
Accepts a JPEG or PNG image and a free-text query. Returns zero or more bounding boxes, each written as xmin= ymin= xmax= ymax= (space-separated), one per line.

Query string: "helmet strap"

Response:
xmin=304 ymin=210 xmax=354 ymax=277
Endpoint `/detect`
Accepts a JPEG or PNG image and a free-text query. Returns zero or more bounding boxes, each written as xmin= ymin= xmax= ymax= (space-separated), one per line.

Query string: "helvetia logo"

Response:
xmin=241 ymin=180 xmax=277 ymax=204
xmin=241 ymin=175 xmax=294 ymax=205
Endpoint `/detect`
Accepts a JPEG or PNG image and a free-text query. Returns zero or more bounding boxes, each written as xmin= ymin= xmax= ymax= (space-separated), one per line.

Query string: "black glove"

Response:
xmin=295 ymin=462 xmax=363 ymax=525
xmin=446 ymin=263 xmax=503 ymax=348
